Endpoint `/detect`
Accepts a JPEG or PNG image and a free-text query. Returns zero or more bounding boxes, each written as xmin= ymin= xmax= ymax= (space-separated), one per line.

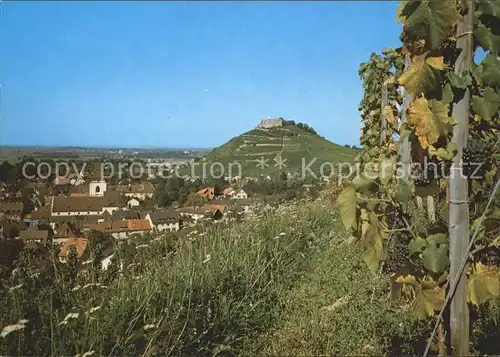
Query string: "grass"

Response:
xmin=242 ymin=211 xmax=432 ymax=356
xmin=0 ymin=199 xmax=342 ymax=356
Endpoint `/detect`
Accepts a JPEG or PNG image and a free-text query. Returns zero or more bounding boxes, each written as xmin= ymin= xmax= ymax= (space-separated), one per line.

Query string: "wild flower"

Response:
xmin=59 ymin=312 xmax=80 ymax=326
xmin=202 ymin=254 xmax=211 ymax=264
xmin=8 ymin=284 xmax=23 ymax=293
xmin=1 ymin=319 xmax=28 ymax=338
xmin=87 ymin=306 xmax=101 ymax=314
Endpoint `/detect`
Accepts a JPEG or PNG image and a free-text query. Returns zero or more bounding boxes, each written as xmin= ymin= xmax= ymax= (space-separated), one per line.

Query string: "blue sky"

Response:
xmin=2 ymin=1 xmax=402 ymax=148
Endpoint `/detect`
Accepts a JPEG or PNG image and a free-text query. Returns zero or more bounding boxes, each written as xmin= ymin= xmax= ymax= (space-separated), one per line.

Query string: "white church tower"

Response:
xmin=89 ymin=180 xmax=107 ymax=197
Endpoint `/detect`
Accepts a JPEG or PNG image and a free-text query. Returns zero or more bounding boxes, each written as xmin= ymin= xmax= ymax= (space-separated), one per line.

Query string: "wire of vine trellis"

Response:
xmin=423 ymin=176 xmax=500 ymax=356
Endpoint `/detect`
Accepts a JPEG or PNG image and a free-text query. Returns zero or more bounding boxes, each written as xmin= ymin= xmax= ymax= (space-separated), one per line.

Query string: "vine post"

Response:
xmin=380 ymin=83 xmax=388 ymax=146
xmin=398 ymin=54 xmax=412 ymax=185
xmin=449 ymin=1 xmax=474 ymax=354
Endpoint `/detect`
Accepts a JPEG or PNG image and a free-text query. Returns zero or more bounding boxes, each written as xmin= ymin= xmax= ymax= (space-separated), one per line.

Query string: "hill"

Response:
xmin=187 ymin=122 xmax=358 ymax=179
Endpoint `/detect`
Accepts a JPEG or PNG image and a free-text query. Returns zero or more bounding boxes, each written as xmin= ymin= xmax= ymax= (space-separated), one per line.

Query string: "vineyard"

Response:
xmin=337 ymin=0 xmax=500 ymax=355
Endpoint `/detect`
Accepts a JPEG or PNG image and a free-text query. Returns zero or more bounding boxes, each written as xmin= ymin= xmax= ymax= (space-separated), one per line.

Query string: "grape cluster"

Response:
xmin=463 ymin=137 xmax=493 ymax=179
xmin=383 ymin=210 xmax=412 ymax=274
xmin=475 ymin=246 xmax=500 ymax=266
xmin=411 ymin=163 xmax=435 ymax=186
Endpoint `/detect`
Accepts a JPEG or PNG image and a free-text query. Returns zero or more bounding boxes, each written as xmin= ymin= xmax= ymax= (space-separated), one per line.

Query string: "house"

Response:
xmin=90 ymin=219 xmax=152 ymax=240
xmin=0 ymin=202 xmax=24 ymax=221
xmin=51 ymin=192 xmax=126 ymax=218
xmin=24 ymin=241 xmax=51 ymax=264
xmin=19 ymin=228 xmax=49 ymax=244
xmin=69 ymin=184 xmax=90 ymax=197
xmin=127 ymin=198 xmax=140 ymax=208
xmin=58 ymin=238 xmax=88 ymax=262
xmin=222 ymin=187 xmax=235 ymax=198
xmin=0 ymin=221 xmax=28 ymax=239
xmin=117 ymin=182 xmax=155 ymax=200
xmin=26 ymin=205 xmax=51 ymax=228
xmin=146 ymin=210 xmax=180 ymax=232
xmin=53 ymin=222 xmax=80 ymax=245
xmin=177 ymin=207 xmax=211 ymax=223
xmin=52 ymin=196 xmax=104 ymax=217
xmin=232 ymin=189 xmax=248 ymax=200
xmin=197 ymin=187 xmax=215 ymax=200
xmin=177 ymin=205 xmax=224 ymax=222
xmin=111 ymin=209 xmax=142 ymax=221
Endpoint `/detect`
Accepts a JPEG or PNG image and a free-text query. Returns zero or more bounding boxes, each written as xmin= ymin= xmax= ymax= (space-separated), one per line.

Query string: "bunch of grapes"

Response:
xmin=463 ymin=137 xmax=493 ymax=179
xmin=475 ymin=245 xmax=500 ymax=266
xmin=411 ymin=163 xmax=435 ymax=186
xmin=383 ymin=209 xmax=412 ymax=274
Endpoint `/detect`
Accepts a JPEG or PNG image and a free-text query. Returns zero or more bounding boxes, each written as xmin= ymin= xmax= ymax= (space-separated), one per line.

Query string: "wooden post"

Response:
xmin=416 ymin=196 xmax=424 ymax=211
xmin=399 ymin=54 xmax=413 ymax=184
xmin=427 ymin=195 xmax=436 ymax=223
xmin=380 ymin=83 xmax=388 ymax=146
xmin=449 ymin=2 xmax=473 ymax=355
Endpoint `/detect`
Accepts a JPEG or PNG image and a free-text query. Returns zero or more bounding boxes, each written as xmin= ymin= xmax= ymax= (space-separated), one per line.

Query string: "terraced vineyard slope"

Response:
xmin=188 ymin=123 xmax=358 ymax=179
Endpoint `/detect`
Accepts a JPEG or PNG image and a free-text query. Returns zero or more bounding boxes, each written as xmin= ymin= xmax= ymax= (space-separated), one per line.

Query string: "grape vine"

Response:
xmin=337 ymin=0 xmax=500 ymax=338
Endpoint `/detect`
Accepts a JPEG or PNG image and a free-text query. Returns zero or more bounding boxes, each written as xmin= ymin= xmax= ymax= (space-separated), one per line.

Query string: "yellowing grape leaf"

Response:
xmin=407 ymin=97 xmax=455 ymax=149
xmin=398 ymin=54 xmax=445 ymax=96
xmin=468 ymin=262 xmax=500 ymax=305
xmin=403 ymin=0 xmax=460 ymax=50
xmin=383 ymin=105 xmax=397 ymax=125
xmin=396 ymin=275 xmax=445 ymax=318
xmin=337 ymin=185 xmax=357 ymax=231
xmin=362 ymin=211 xmax=385 ymax=273
xmin=413 ymin=284 xmax=445 ymax=319
xmin=428 ymin=142 xmax=457 ymax=160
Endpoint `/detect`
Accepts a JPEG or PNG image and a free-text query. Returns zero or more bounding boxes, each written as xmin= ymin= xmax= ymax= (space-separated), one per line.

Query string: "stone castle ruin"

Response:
xmin=258 ymin=118 xmax=284 ymax=129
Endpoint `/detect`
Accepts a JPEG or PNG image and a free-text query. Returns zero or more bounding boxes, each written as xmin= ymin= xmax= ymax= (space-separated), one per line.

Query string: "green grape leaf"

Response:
xmin=407 ymin=97 xmax=455 ymax=149
xmin=379 ymin=158 xmax=396 ymax=185
xmin=395 ymin=178 xmax=413 ymax=204
xmin=477 ymin=0 xmax=500 ymax=18
xmin=474 ymin=54 xmax=500 ymax=87
xmin=442 ymin=82 xmax=453 ymax=104
xmin=468 ymin=262 xmax=500 ymax=305
xmin=476 ymin=25 xmax=500 ymax=54
xmin=422 ymin=241 xmax=449 ymax=274
xmin=398 ymin=54 xmax=445 ymax=96
xmin=472 ymin=87 xmax=500 ymax=122
xmin=448 ymin=71 xmax=473 ymax=89
xmin=403 ymin=0 xmax=460 ymax=50
xmin=427 ymin=233 xmax=448 ymax=245
xmin=337 ymin=185 xmax=357 ymax=231
xmin=409 ymin=237 xmax=428 ymax=255
xmin=353 ymin=174 xmax=376 ymax=194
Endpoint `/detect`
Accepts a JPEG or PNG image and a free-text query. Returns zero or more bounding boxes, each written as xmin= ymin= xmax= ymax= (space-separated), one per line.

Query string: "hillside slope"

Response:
xmin=190 ymin=123 xmax=358 ymax=179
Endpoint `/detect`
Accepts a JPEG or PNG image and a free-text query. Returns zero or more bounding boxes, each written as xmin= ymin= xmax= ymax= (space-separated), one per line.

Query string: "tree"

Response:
xmin=184 ymin=192 xmax=208 ymax=207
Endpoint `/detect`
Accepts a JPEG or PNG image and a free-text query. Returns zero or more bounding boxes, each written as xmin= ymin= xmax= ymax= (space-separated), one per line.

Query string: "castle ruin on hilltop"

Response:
xmin=258 ymin=118 xmax=284 ymax=129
